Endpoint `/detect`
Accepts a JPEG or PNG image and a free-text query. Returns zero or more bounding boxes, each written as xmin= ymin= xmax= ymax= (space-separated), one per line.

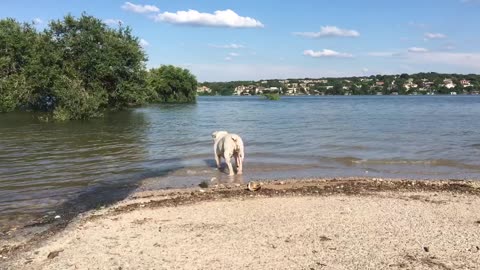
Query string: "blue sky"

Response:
xmin=2 ymin=0 xmax=480 ymax=81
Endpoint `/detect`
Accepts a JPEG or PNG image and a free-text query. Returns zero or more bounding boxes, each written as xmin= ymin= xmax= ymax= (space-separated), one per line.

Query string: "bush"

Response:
xmin=0 ymin=74 xmax=30 ymax=112
xmin=0 ymin=14 xmax=151 ymax=120
xmin=262 ymin=93 xmax=280 ymax=100
xmin=147 ymin=65 xmax=197 ymax=103
xmin=0 ymin=14 xmax=199 ymax=120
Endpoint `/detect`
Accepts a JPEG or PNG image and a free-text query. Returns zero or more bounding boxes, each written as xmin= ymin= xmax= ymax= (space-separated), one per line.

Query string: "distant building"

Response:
xmin=197 ymin=86 xmax=212 ymax=94
xmin=460 ymin=79 xmax=471 ymax=87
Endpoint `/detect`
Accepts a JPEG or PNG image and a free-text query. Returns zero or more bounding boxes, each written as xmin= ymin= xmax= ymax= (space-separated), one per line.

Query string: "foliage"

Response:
xmin=0 ymin=19 xmax=36 ymax=112
xmin=262 ymin=93 xmax=280 ymax=100
xmin=0 ymin=14 xmax=198 ymax=120
xmin=147 ymin=65 xmax=197 ymax=103
xmin=204 ymin=72 xmax=480 ymax=96
xmin=201 ymin=81 xmax=253 ymax=96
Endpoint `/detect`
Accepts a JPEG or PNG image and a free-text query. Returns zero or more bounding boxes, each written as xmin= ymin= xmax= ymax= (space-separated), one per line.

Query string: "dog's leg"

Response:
xmin=235 ymin=154 xmax=243 ymax=174
xmin=215 ymin=154 xmax=221 ymax=169
xmin=225 ymin=154 xmax=234 ymax=176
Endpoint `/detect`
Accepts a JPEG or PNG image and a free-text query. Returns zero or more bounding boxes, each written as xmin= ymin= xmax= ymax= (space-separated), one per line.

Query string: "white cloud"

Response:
xmin=408 ymin=47 xmax=429 ymax=53
xmin=303 ymin=49 xmax=353 ymax=58
xmin=424 ymin=32 xmax=447 ymax=40
xmin=104 ymin=19 xmax=123 ymax=26
xmin=368 ymin=52 xmax=399 ymax=57
xmin=33 ymin=18 xmax=43 ymax=24
xmin=209 ymin=43 xmax=245 ymax=49
xmin=224 ymin=56 xmax=232 ymax=61
xmin=293 ymin=26 xmax=360 ymax=38
xmin=139 ymin=39 xmax=149 ymax=47
xmin=362 ymin=68 xmax=369 ymax=73
xmin=121 ymin=2 xmax=159 ymax=14
xmin=153 ymin=9 xmax=264 ymax=28
xmin=228 ymin=52 xmax=239 ymax=57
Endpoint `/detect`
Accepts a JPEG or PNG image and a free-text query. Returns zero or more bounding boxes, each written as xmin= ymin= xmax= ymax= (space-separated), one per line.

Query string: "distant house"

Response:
xmin=444 ymin=83 xmax=456 ymax=89
xmin=286 ymin=87 xmax=297 ymax=95
xmin=197 ymin=86 xmax=212 ymax=94
xmin=403 ymin=80 xmax=418 ymax=90
xmin=422 ymin=81 xmax=434 ymax=88
xmin=460 ymin=79 xmax=471 ymax=87
xmin=264 ymin=87 xmax=280 ymax=93
xmin=376 ymin=81 xmax=385 ymax=86
xmin=443 ymin=79 xmax=456 ymax=89
xmin=234 ymin=85 xmax=255 ymax=95
xmin=255 ymin=86 xmax=266 ymax=94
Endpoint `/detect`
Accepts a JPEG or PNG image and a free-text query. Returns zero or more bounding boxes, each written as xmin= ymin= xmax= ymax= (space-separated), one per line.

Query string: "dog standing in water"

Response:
xmin=211 ymin=131 xmax=245 ymax=176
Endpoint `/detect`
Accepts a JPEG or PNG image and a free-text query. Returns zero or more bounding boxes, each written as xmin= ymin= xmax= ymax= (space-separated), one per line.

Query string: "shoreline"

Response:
xmin=2 ymin=177 xmax=480 ymax=269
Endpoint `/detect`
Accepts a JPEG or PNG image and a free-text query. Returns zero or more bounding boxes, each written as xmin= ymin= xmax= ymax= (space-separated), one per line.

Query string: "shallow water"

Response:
xmin=1 ymin=96 xmax=480 ymax=230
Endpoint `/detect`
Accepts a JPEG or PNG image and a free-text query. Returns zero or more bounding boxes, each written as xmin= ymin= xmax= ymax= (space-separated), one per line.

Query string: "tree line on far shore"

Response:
xmin=199 ymin=73 xmax=480 ymax=96
xmin=0 ymin=14 xmax=197 ymax=120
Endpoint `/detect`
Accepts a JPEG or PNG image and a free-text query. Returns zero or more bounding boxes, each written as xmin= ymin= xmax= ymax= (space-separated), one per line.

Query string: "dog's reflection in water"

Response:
xmin=210 ymin=171 xmax=245 ymax=186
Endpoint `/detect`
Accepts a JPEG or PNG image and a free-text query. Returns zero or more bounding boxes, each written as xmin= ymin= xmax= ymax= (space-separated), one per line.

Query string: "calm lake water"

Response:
xmin=1 ymin=96 xmax=480 ymax=230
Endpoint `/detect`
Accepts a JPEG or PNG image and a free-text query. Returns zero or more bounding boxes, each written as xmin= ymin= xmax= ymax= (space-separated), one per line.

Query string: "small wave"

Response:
xmin=349 ymin=158 xmax=480 ymax=170
xmin=470 ymin=143 xmax=480 ymax=149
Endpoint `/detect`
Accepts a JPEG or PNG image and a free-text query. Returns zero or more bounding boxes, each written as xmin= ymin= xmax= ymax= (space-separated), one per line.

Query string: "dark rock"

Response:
xmin=47 ymin=249 xmax=63 ymax=259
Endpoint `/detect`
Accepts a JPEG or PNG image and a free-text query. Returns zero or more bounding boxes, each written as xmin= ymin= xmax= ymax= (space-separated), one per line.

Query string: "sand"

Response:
xmin=2 ymin=178 xmax=480 ymax=269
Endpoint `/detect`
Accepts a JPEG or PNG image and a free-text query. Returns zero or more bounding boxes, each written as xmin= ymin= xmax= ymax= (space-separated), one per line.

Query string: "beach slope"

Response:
xmin=4 ymin=179 xmax=480 ymax=269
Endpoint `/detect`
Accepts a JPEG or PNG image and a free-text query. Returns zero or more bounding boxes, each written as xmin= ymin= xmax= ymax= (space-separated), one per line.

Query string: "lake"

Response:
xmin=1 ymin=96 xmax=480 ymax=231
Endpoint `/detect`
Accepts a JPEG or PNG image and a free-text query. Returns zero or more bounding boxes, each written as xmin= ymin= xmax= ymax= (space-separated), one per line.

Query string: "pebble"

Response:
xmin=54 ymin=215 xmax=61 ymax=219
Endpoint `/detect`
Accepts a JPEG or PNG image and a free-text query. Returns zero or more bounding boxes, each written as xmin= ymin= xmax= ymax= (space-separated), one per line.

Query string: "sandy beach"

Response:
xmin=2 ymin=178 xmax=480 ymax=269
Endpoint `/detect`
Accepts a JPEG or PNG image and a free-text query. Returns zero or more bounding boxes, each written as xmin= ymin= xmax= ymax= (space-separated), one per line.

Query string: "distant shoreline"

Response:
xmin=2 ymin=177 xmax=480 ymax=269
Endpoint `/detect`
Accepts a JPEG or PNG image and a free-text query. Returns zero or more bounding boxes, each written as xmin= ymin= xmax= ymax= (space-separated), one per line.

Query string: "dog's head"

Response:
xmin=212 ymin=131 xmax=228 ymax=141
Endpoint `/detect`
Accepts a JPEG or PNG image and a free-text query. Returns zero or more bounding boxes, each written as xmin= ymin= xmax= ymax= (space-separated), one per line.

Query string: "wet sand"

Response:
xmin=2 ymin=178 xmax=480 ymax=269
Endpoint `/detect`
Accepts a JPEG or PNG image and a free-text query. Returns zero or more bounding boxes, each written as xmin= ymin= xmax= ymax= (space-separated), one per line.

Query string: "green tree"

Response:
xmin=0 ymin=14 xmax=151 ymax=120
xmin=147 ymin=65 xmax=197 ymax=103
xmin=44 ymin=14 xmax=149 ymax=113
xmin=0 ymin=19 xmax=37 ymax=112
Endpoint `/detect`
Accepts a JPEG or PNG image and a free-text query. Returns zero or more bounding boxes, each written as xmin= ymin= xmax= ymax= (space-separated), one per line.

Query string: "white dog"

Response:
xmin=211 ymin=131 xmax=245 ymax=176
